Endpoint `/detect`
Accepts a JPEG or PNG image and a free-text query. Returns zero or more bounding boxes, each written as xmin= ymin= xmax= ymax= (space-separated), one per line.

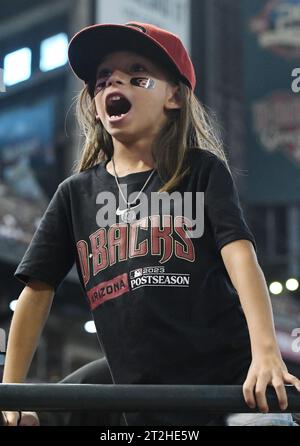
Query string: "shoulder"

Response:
xmin=185 ymin=148 xmax=230 ymax=180
xmin=186 ymin=148 xmax=226 ymax=168
xmin=56 ymin=164 xmax=99 ymax=196
xmin=58 ymin=165 xmax=99 ymax=188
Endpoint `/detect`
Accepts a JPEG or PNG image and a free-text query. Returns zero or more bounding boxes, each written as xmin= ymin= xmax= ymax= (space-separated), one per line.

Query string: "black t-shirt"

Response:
xmin=14 ymin=148 xmax=257 ymax=426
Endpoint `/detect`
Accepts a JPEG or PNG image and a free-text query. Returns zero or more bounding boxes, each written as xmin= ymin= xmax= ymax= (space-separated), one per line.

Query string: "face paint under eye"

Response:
xmin=130 ymin=77 xmax=156 ymax=89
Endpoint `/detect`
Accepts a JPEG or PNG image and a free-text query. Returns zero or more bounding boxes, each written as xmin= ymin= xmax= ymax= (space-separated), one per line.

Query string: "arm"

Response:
xmin=2 ymin=279 xmax=54 ymax=425
xmin=221 ymin=239 xmax=300 ymax=412
xmin=3 ymin=279 xmax=54 ymax=383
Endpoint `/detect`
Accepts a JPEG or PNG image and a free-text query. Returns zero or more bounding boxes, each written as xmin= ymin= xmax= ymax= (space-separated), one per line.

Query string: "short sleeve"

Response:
xmin=204 ymin=156 xmax=257 ymax=254
xmin=14 ymin=182 xmax=76 ymax=292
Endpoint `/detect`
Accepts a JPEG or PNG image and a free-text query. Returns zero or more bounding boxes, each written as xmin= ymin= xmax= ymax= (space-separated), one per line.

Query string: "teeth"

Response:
xmin=111 ymin=95 xmax=121 ymax=101
xmin=110 ymin=114 xmax=124 ymax=120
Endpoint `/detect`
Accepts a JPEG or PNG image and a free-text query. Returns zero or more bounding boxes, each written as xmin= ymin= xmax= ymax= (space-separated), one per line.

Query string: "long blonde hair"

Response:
xmin=73 ymin=81 xmax=230 ymax=193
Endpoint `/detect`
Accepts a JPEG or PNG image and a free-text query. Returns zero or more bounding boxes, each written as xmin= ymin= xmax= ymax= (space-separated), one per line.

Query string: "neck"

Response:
xmin=111 ymin=138 xmax=156 ymax=171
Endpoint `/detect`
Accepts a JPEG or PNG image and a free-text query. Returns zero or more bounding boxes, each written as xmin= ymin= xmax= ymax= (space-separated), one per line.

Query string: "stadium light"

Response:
xmin=40 ymin=33 xmax=68 ymax=72
xmin=84 ymin=320 xmax=96 ymax=334
xmin=4 ymin=48 xmax=32 ymax=86
xmin=9 ymin=300 xmax=18 ymax=312
xmin=269 ymin=281 xmax=283 ymax=295
xmin=286 ymin=278 xmax=299 ymax=292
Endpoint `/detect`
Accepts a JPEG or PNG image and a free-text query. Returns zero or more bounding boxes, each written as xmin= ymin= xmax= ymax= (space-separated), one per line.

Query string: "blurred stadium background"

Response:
xmin=0 ymin=0 xmax=300 ymax=384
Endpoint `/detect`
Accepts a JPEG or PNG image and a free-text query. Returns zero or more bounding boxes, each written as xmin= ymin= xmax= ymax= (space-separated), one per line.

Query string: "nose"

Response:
xmin=106 ymin=70 xmax=127 ymax=87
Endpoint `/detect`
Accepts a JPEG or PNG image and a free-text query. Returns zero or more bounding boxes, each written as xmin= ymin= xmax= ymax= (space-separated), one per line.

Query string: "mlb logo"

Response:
xmin=133 ymin=268 xmax=143 ymax=278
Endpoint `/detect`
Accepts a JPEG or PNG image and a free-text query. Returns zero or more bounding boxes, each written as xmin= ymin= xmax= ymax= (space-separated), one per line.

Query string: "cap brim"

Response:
xmin=68 ymin=24 xmax=182 ymax=86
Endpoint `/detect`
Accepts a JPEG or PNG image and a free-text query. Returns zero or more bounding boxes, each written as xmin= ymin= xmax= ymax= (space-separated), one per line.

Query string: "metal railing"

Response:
xmin=0 ymin=384 xmax=299 ymax=412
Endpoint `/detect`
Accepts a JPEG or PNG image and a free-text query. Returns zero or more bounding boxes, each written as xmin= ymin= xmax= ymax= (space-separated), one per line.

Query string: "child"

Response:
xmin=2 ymin=22 xmax=300 ymax=426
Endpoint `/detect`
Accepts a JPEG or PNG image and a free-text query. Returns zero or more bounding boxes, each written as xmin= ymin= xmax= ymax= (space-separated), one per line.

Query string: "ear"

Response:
xmin=165 ymin=84 xmax=181 ymax=110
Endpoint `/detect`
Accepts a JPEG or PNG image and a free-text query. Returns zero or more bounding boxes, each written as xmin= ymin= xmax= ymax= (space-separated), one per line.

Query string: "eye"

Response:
xmin=131 ymin=63 xmax=147 ymax=73
xmin=94 ymin=69 xmax=112 ymax=94
xmin=97 ymin=68 xmax=112 ymax=78
xmin=94 ymin=78 xmax=108 ymax=95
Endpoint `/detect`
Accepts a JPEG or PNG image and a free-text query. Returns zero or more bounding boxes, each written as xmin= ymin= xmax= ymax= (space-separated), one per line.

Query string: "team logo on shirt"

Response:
xmin=77 ymin=215 xmax=196 ymax=288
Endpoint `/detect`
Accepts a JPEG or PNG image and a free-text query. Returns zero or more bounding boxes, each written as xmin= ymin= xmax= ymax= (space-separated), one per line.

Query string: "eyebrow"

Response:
xmin=96 ymin=57 xmax=150 ymax=77
xmin=96 ymin=66 xmax=110 ymax=77
xmin=96 ymin=56 xmax=109 ymax=76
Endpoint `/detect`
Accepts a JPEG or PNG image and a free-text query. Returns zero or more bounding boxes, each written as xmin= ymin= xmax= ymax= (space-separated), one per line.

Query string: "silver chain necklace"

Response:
xmin=112 ymin=157 xmax=156 ymax=224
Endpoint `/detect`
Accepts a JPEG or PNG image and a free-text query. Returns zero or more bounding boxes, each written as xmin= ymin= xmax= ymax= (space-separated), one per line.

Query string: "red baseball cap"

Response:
xmin=68 ymin=22 xmax=196 ymax=91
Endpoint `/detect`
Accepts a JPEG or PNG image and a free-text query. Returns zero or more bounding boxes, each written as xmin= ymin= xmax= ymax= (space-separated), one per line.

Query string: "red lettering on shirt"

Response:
xmin=87 ymin=273 xmax=129 ymax=310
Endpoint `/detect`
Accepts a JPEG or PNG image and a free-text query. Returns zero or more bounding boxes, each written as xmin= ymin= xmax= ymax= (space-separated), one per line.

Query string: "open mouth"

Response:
xmin=106 ymin=94 xmax=132 ymax=119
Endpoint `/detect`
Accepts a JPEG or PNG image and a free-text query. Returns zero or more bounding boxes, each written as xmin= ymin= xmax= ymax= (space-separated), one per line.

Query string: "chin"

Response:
xmin=110 ymin=131 xmax=138 ymax=145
